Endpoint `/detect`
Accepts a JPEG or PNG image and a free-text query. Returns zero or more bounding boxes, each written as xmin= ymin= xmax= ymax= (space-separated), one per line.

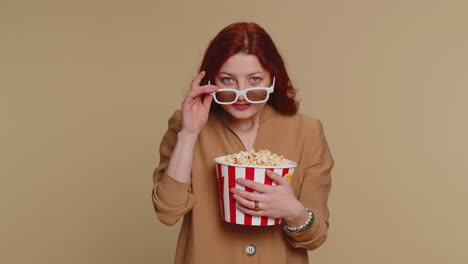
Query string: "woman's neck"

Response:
xmin=227 ymin=111 xmax=261 ymax=133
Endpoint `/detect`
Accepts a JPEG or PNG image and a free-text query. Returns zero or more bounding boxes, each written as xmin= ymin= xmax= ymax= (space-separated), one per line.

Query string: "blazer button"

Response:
xmin=245 ymin=244 xmax=256 ymax=256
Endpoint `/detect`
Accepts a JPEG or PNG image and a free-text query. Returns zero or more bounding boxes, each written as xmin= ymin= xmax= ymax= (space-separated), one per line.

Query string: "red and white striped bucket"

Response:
xmin=214 ymin=156 xmax=297 ymax=226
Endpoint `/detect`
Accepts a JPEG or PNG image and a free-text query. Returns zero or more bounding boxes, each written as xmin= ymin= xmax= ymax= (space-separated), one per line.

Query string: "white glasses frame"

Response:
xmin=209 ymin=77 xmax=275 ymax=105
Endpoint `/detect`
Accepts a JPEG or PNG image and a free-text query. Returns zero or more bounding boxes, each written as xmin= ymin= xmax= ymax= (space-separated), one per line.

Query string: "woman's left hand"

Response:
xmin=230 ymin=170 xmax=307 ymax=225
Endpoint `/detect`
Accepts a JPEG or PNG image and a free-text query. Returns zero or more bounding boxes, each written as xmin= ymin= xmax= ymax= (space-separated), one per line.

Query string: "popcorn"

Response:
xmin=214 ymin=150 xmax=297 ymax=226
xmin=223 ymin=149 xmax=291 ymax=166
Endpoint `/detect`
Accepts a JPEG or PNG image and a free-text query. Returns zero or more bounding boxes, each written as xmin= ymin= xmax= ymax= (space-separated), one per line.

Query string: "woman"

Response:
xmin=152 ymin=22 xmax=334 ymax=263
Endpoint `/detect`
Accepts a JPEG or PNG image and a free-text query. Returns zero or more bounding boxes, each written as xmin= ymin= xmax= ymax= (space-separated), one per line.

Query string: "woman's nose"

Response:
xmin=236 ymin=82 xmax=246 ymax=101
xmin=237 ymin=83 xmax=245 ymax=90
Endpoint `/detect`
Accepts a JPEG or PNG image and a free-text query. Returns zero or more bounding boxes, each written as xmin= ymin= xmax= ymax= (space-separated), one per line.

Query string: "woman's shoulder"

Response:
xmin=297 ymin=112 xmax=324 ymax=132
xmin=271 ymin=108 xmax=324 ymax=132
xmin=166 ymin=109 xmax=183 ymax=133
xmin=295 ymin=112 xmax=321 ymax=124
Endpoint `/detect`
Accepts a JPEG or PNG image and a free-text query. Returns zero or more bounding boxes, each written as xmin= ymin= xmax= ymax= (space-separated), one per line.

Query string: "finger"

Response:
xmin=236 ymin=178 xmax=271 ymax=193
xmin=266 ymin=169 xmax=289 ymax=186
xmin=187 ymin=86 xmax=218 ymax=100
xmin=230 ymin=188 xmax=262 ymax=202
xmin=191 ymin=71 xmax=206 ymax=90
xmin=202 ymin=94 xmax=213 ymax=111
xmin=183 ymin=86 xmax=218 ymax=112
xmin=232 ymin=193 xmax=256 ymax=210
xmin=236 ymin=204 xmax=263 ymax=217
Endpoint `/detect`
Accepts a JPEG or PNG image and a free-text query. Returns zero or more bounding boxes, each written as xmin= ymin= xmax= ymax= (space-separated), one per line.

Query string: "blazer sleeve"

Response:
xmin=285 ymin=119 xmax=334 ymax=250
xmin=151 ymin=110 xmax=196 ymax=226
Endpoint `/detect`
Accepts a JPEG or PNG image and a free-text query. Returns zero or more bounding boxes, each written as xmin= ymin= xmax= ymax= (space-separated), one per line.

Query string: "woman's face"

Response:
xmin=214 ymin=53 xmax=272 ymax=121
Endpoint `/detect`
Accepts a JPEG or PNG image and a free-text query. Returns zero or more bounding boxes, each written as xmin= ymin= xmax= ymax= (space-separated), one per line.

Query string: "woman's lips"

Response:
xmin=232 ymin=103 xmax=251 ymax=110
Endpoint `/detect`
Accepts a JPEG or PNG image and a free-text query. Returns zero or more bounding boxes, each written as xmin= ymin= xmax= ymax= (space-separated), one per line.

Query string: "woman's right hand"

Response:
xmin=181 ymin=71 xmax=218 ymax=135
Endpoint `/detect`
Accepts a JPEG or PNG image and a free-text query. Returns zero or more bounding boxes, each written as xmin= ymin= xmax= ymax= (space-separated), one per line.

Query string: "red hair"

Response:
xmin=199 ymin=22 xmax=299 ymax=115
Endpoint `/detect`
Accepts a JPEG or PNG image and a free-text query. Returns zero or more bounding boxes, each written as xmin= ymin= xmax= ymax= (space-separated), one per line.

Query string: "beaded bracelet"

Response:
xmin=283 ymin=208 xmax=315 ymax=234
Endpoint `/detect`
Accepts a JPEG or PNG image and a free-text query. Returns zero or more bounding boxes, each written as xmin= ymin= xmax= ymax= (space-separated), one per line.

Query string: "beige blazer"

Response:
xmin=152 ymin=105 xmax=334 ymax=264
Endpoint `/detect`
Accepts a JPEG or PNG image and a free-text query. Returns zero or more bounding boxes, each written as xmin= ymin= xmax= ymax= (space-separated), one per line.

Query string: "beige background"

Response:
xmin=1 ymin=0 xmax=467 ymax=263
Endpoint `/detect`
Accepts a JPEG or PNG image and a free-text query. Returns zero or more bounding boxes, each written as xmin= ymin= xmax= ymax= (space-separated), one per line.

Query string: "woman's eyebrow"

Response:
xmin=218 ymin=72 xmax=264 ymax=76
xmin=218 ymin=72 xmax=235 ymax=76
xmin=248 ymin=72 xmax=263 ymax=76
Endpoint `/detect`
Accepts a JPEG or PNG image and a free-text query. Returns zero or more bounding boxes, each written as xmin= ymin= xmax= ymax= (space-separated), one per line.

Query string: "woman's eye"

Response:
xmin=221 ymin=77 xmax=234 ymax=83
xmin=251 ymin=77 xmax=261 ymax=82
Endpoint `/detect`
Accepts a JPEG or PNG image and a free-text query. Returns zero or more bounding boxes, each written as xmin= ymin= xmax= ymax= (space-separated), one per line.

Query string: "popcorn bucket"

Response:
xmin=214 ymin=156 xmax=297 ymax=226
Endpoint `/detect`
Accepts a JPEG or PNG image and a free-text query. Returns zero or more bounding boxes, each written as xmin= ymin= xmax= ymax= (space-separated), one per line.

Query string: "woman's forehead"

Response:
xmin=218 ymin=54 xmax=267 ymax=76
